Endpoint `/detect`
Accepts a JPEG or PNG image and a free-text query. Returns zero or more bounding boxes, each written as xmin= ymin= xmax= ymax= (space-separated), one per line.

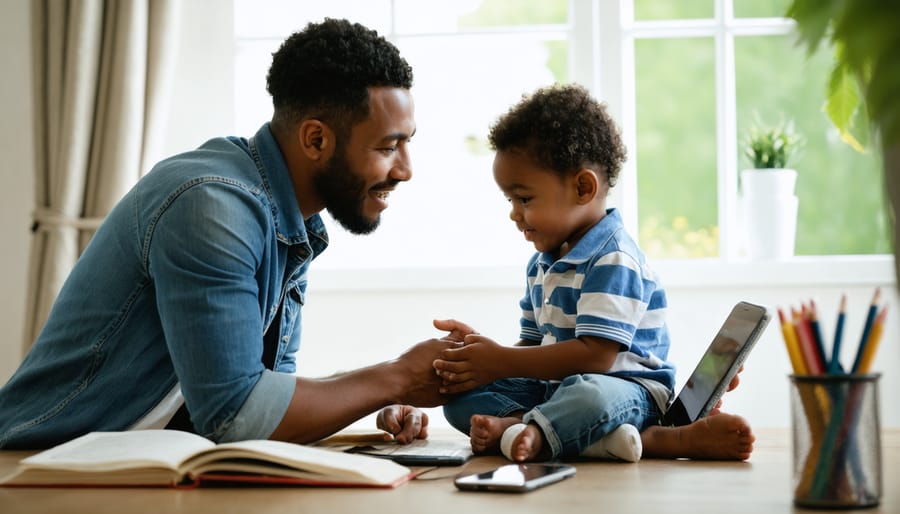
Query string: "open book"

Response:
xmin=0 ymin=430 xmax=413 ymax=489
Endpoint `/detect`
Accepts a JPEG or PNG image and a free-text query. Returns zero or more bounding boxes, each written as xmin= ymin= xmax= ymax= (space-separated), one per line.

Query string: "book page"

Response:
xmin=20 ymin=430 xmax=216 ymax=472
xmin=184 ymin=439 xmax=411 ymax=485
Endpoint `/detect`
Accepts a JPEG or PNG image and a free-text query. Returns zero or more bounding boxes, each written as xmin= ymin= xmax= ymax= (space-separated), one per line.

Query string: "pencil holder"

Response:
xmin=789 ymin=373 xmax=882 ymax=509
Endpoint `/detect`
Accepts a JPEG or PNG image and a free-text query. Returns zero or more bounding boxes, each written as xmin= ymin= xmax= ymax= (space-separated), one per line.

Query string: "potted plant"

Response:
xmin=740 ymin=117 xmax=805 ymax=260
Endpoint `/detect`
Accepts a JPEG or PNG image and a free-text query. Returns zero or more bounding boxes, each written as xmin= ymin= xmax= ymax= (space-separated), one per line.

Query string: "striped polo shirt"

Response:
xmin=519 ymin=208 xmax=675 ymax=409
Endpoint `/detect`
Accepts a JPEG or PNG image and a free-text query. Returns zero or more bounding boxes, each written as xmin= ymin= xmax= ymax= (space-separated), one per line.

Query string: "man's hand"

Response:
xmin=376 ymin=404 xmax=429 ymax=444
xmin=393 ymin=338 xmax=460 ymax=407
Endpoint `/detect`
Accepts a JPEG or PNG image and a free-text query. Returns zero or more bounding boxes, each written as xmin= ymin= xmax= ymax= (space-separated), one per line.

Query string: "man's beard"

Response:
xmin=313 ymin=148 xmax=383 ymax=235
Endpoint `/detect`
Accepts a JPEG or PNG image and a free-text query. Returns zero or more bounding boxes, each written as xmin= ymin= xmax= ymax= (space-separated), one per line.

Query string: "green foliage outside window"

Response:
xmin=634 ymin=3 xmax=889 ymax=258
xmin=735 ymin=35 xmax=889 ymax=256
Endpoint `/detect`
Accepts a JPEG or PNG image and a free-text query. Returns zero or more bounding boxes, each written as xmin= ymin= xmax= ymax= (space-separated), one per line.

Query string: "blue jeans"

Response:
xmin=443 ymin=375 xmax=661 ymax=459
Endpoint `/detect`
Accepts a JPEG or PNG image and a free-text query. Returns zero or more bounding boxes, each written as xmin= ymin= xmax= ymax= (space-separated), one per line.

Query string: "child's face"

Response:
xmin=493 ymin=150 xmax=590 ymax=255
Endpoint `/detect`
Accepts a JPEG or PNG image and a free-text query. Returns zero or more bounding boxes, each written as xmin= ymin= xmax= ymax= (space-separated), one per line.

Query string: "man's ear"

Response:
xmin=574 ymin=168 xmax=601 ymax=204
xmin=298 ymin=120 xmax=334 ymax=161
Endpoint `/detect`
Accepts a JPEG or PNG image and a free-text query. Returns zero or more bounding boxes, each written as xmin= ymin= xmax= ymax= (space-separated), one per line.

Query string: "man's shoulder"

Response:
xmin=149 ymin=137 xmax=255 ymax=181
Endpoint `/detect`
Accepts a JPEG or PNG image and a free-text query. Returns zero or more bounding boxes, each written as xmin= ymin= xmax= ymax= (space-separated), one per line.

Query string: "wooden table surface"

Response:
xmin=1 ymin=428 xmax=897 ymax=514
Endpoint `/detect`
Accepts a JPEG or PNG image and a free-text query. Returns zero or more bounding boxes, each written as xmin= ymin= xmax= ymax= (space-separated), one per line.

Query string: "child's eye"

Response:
xmin=505 ymin=196 xmax=531 ymax=205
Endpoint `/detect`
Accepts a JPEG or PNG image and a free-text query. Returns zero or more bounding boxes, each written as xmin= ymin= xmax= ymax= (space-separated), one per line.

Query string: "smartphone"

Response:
xmin=454 ymin=463 xmax=576 ymax=493
xmin=661 ymin=301 xmax=771 ymax=427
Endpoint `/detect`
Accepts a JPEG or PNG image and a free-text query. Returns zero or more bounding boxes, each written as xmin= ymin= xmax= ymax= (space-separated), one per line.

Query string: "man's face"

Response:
xmin=314 ymin=87 xmax=416 ymax=235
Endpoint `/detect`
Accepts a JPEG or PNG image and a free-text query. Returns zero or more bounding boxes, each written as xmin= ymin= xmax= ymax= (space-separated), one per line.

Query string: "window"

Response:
xmin=233 ymin=0 xmax=890 ymax=271
xmin=626 ymin=0 xmax=889 ymax=259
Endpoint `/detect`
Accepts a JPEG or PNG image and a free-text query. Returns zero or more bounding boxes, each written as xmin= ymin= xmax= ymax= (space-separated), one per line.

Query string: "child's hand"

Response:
xmin=433 ymin=334 xmax=505 ymax=394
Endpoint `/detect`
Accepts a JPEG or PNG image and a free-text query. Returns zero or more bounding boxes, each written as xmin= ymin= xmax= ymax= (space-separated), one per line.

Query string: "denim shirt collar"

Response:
xmin=249 ymin=123 xmax=329 ymax=257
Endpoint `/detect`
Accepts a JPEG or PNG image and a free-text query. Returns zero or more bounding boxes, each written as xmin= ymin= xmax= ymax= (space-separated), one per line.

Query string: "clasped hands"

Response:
xmin=431 ymin=318 xmax=503 ymax=394
xmin=376 ymin=318 xmax=489 ymax=442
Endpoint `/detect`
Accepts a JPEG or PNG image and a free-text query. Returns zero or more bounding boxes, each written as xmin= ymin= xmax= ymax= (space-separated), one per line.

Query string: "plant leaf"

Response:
xmin=825 ymin=61 xmax=865 ymax=152
xmin=786 ymin=0 xmax=841 ymax=56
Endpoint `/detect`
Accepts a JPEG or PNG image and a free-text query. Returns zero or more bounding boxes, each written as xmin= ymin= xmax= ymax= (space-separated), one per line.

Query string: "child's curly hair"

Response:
xmin=488 ymin=84 xmax=626 ymax=187
xmin=266 ymin=18 xmax=413 ymax=138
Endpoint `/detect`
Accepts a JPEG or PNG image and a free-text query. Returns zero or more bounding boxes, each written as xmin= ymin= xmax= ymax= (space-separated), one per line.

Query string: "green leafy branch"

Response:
xmin=787 ymin=0 xmax=900 ymax=152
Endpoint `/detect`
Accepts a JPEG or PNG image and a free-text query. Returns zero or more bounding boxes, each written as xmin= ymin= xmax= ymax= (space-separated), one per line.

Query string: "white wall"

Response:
xmin=300 ymin=264 xmax=900 ymax=430
xmin=1 ymin=1 xmax=897 ymax=432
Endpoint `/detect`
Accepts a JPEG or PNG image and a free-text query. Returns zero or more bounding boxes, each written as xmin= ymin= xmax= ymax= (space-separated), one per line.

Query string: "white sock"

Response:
xmin=499 ymin=423 xmax=528 ymax=461
xmin=581 ymin=424 xmax=642 ymax=462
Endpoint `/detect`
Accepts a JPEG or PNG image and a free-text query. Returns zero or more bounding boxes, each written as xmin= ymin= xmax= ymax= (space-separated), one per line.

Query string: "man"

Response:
xmin=0 ymin=18 xmax=461 ymax=449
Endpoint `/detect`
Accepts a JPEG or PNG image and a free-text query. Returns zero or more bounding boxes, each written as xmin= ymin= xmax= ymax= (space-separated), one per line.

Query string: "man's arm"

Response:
xmin=269 ymin=338 xmax=457 ymax=444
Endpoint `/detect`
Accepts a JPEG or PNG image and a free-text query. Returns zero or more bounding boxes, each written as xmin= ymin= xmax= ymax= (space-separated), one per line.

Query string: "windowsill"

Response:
xmin=308 ymin=255 xmax=896 ymax=291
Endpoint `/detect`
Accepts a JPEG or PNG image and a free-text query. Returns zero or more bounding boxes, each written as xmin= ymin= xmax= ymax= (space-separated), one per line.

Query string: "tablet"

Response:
xmin=661 ymin=301 xmax=771 ymax=426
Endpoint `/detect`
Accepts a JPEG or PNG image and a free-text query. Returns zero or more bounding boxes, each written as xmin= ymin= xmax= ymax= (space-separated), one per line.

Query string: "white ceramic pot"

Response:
xmin=740 ymin=168 xmax=798 ymax=260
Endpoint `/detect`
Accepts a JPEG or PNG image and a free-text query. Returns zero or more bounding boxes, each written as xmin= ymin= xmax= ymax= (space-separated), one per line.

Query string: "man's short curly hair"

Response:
xmin=488 ymin=84 xmax=626 ymax=187
xmin=266 ymin=18 xmax=413 ymax=138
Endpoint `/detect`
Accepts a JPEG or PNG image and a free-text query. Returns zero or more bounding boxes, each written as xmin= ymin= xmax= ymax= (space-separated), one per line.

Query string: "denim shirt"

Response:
xmin=0 ymin=123 xmax=328 ymax=449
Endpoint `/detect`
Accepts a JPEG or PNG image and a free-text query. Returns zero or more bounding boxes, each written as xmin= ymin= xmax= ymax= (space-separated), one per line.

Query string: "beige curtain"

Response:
xmin=24 ymin=0 xmax=180 ymax=352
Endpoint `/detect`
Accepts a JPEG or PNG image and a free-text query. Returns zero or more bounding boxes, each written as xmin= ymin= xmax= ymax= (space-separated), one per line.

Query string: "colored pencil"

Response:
xmin=808 ymin=300 xmax=829 ymax=371
xmin=778 ymin=307 xmax=807 ymax=375
xmin=851 ymin=288 xmax=881 ymax=373
xmin=794 ymin=307 xmax=825 ymax=375
xmin=857 ymin=305 xmax=887 ymax=374
xmin=829 ymin=294 xmax=847 ymax=374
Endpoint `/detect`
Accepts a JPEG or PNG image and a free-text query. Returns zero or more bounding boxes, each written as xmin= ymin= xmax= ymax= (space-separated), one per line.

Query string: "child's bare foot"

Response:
xmin=642 ymin=413 xmax=755 ymax=460
xmin=469 ymin=414 xmax=522 ymax=454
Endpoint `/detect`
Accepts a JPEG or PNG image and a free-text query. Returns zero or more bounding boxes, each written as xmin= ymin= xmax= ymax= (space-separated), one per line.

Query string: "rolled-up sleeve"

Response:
xmin=219 ymin=369 xmax=296 ymax=442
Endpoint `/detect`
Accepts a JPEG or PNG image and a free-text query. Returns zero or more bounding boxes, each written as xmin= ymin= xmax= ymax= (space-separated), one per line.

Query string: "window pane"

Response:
xmin=735 ymin=35 xmax=890 ymax=255
xmin=633 ymin=0 xmax=713 ymax=21
xmin=393 ymin=0 xmax=567 ymax=33
xmin=732 ymin=0 xmax=792 ymax=18
xmin=635 ymin=38 xmax=718 ymax=258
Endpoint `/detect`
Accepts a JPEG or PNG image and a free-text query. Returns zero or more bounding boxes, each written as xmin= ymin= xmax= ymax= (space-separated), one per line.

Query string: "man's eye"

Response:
xmin=379 ymin=146 xmax=398 ymax=154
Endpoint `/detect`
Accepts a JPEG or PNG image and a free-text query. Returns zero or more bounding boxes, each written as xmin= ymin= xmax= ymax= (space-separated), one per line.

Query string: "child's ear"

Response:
xmin=574 ymin=168 xmax=600 ymax=204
